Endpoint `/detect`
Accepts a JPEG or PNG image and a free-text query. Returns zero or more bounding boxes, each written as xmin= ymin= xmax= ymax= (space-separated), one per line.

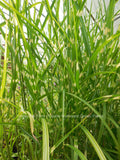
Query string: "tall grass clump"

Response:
xmin=0 ymin=0 xmax=120 ymax=159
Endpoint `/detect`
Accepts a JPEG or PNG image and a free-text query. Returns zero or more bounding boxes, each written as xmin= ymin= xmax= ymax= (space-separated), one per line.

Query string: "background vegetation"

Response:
xmin=0 ymin=0 xmax=120 ymax=159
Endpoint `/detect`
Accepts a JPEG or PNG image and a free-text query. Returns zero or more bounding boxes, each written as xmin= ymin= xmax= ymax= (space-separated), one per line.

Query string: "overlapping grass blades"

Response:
xmin=65 ymin=144 xmax=88 ymax=160
xmin=50 ymin=115 xmax=89 ymax=154
xmin=0 ymin=0 xmax=120 ymax=159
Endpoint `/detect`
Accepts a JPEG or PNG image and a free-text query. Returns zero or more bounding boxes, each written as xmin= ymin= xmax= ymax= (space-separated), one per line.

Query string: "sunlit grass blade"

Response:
xmin=82 ymin=32 xmax=120 ymax=72
xmin=26 ymin=111 xmax=38 ymax=142
xmin=80 ymin=125 xmax=107 ymax=160
xmin=1 ymin=0 xmax=52 ymax=45
xmin=21 ymin=2 xmax=42 ymax=13
xmin=42 ymin=118 xmax=49 ymax=160
xmin=105 ymin=0 xmax=116 ymax=35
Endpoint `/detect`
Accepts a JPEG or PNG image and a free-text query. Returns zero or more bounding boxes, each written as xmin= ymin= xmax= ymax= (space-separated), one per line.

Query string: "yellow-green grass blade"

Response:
xmin=62 ymin=89 xmax=65 ymax=139
xmin=36 ymin=2 xmax=44 ymax=27
xmin=12 ymin=11 xmax=38 ymax=70
xmin=42 ymin=55 xmax=56 ymax=77
xmin=0 ymin=98 xmax=20 ymax=110
xmin=72 ymin=3 xmax=79 ymax=89
xmin=80 ymin=125 xmax=107 ymax=160
xmin=44 ymin=0 xmax=71 ymax=44
xmin=0 ymin=20 xmax=8 ymax=100
xmin=0 ymin=1 xmax=10 ymax=11
xmin=73 ymin=137 xmax=78 ymax=160
xmin=105 ymin=0 xmax=116 ymax=34
xmin=45 ymin=0 xmax=53 ymax=22
xmin=41 ymin=0 xmax=56 ymax=30
xmin=56 ymin=0 xmax=60 ymax=20
xmin=21 ymin=2 xmax=42 ymax=13
xmin=0 ymin=45 xmax=5 ymax=54
xmin=73 ymin=1 xmax=91 ymax=57
xmin=79 ymin=17 xmax=92 ymax=58
xmin=42 ymin=118 xmax=49 ymax=160
xmin=83 ymin=32 xmax=120 ymax=72
xmin=1 ymin=0 xmax=51 ymax=45
xmin=0 ymin=21 xmax=6 ymax=27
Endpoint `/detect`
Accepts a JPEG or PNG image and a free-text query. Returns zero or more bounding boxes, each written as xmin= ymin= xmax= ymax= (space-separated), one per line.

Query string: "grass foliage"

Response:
xmin=0 ymin=0 xmax=120 ymax=159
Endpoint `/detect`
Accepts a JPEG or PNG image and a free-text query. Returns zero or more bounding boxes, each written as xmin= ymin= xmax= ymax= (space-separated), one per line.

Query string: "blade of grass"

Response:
xmin=65 ymin=144 xmax=88 ymax=160
xmin=62 ymin=89 xmax=65 ymax=140
xmin=42 ymin=118 xmax=49 ymax=160
xmin=0 ymin=20 xmax=8 ymax=100
xmin=80 ymin=125 xmax=107 ymax=160
xmin=82 ymin=32 xmax=120 ymax=72
xmin=66 ymin=92 xmax=119 ymax=150
xmin=50 ymin=114 xmax=90 ymax=154
xmin=105 ymin=0 xmax=116 ymax=35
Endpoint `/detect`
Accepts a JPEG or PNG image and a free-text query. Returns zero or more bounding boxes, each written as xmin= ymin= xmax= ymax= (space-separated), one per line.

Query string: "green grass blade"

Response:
xmin=102 ymin=149 xmax=114 ymax=160
xmin=50 ymin=115 xmax=90 ymax=154
xmin=65 ymin=144 xmax=88 ymax=160
xmin=62 ymin=89 xmax=65 ymax=139
xmin=66 ymin=92 xmax=119 ymax=149
xmin=22 ymin=2 xmax=42 ymax=13
xmin=83 ymin=32 xmax=120 ymax=72
xmin=80 ymin=125 xmax=107 ymax=160
xmin=42 ymin=118 xmax=49 ymax=160
xmin=1 ymin=0 xmax=51 ymax=45
xmin=20 ymin=134 xmax=34 ymax=159
xmin=105 ymin=0 xmax=116 ymax=34
xmin=0 ymin=20 xmax=8 ymax=99
xmin=0 ymin=117 xmax=3 ymax=140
